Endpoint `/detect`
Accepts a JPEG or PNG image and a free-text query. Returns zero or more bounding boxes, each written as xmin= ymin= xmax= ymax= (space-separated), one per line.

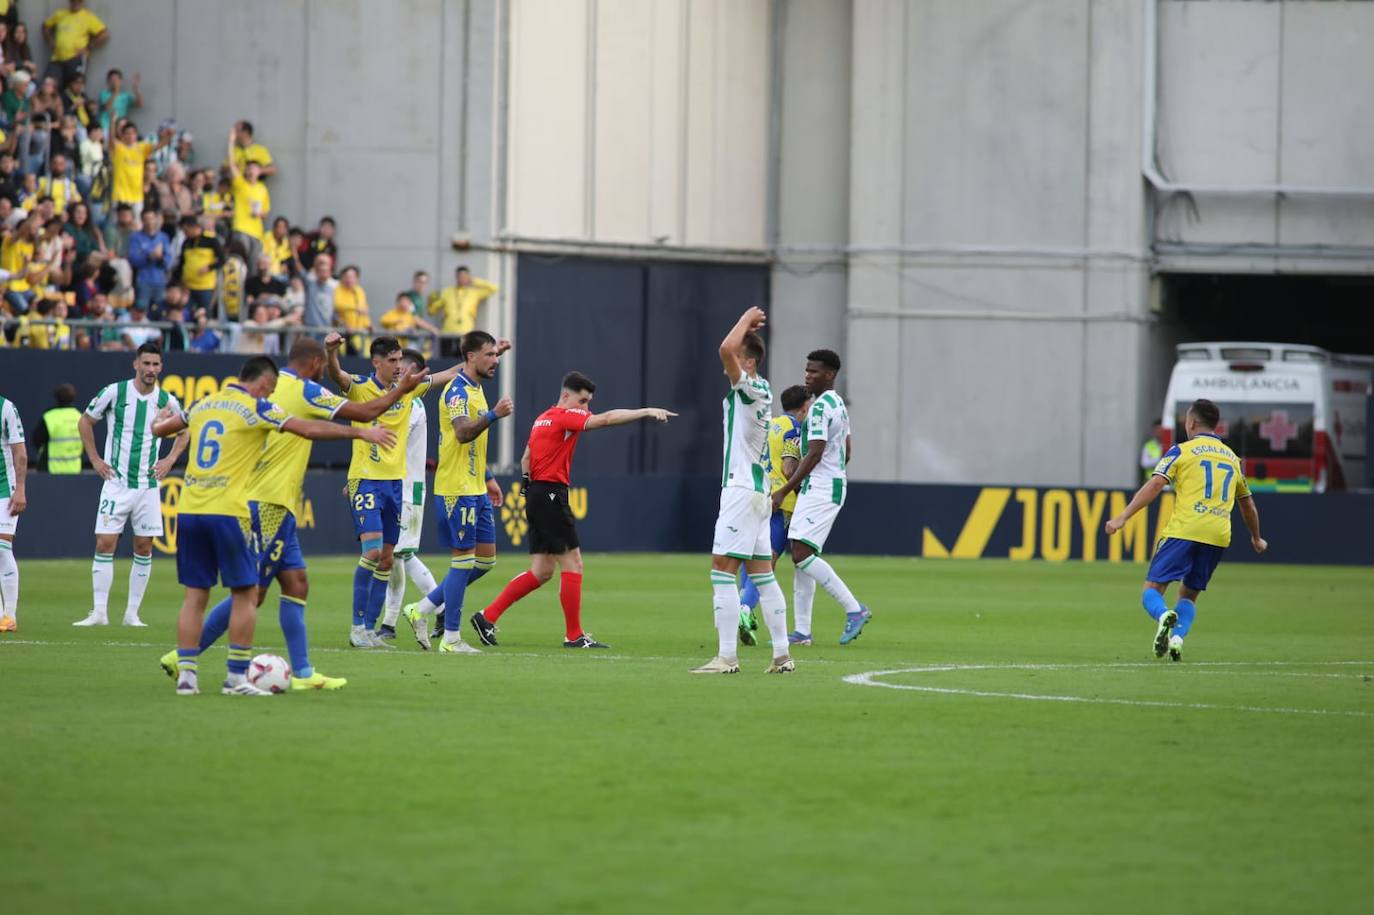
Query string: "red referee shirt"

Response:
xmin=528 ymin=406 xmax=592 ymax=484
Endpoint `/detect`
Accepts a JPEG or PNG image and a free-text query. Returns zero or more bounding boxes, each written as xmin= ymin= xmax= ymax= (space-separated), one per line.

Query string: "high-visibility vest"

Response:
xmin=43 ymin=406 xmax=83 ymax=474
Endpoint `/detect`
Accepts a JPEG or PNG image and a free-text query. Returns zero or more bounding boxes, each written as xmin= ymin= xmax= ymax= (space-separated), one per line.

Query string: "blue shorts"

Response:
xmin=1146 ymin=537 xmax=1225 ymax=591
xmin=176 ymin=513 xmax=258 ymax=589
xmin=250 ymin=501 xmax=305 ymax=586
xmin=770 ymin=510 xmax=791 ymax=555
xmin=435 ymin=494 xmax=497 ymax=551
xmin=349 ymin=479 xmax=403 ymax=544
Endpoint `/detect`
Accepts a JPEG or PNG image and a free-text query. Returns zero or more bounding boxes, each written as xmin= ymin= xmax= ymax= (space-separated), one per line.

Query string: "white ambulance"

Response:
xmin=1160 ymin=342 xmax=1372 ymax=492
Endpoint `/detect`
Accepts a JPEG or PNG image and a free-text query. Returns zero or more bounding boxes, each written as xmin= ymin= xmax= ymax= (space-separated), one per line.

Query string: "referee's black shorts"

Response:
xmin=525 ymin=480 xmax=580 ymax=554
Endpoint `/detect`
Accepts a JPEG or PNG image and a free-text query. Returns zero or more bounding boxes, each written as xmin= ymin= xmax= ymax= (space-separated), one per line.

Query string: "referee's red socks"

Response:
xmin=559 ymin=571 xmax=583 ymax=640
xmin=484 ymin=571 xmax=542 ymax=622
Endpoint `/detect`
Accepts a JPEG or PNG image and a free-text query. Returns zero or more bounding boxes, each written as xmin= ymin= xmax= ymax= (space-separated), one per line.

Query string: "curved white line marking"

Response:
xmin=842 ymin=662 xmax=1374 ymax=718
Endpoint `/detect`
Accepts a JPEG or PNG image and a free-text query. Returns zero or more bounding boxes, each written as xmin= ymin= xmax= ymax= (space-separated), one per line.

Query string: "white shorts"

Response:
xmin=788 ymin=482 xmax=847 ymax=554
xmin=397 ymin=499 xmax=424 ymax=552
xmin=94 ymin=479 xmax=164 ymax=537
xmin=712 ymin=487 xmax=771 ymax=560
xmin=0 ymin=497 xmax=17 ymax=535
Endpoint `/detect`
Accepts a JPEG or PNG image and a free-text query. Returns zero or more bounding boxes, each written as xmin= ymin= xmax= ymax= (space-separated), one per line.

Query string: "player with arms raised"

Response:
xmin=1105 ymin=398 xmax=1267 ymax=661
xmin=472 ymin=372 xmax=674 ymax=648
xmin=693 ymin=307 xmax=795 ymax=674
xmin=771 ymin=349 xmax=872 ymax=645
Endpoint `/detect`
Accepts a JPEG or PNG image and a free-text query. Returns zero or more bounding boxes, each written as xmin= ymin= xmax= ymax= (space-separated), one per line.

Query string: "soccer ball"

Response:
xmin=247 ymin=654 xmax=292 ymax=694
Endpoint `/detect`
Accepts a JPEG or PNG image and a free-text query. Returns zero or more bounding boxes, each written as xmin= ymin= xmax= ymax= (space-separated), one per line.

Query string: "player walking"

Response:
xmin=324 ymin=333 xmax=466 ymax=648
xmin=0 ymin=394 xmax=26 ymax=633
xmin=736 ymin=384 xmax=812 ymax=647
xmin=1105 ymin=398 xmax=1267 ymax=661
xmin=472 ymin=372 xmax=675 ymax=648
xmin=770 ymin=349 xmax=872 ymax=645
xmin=152 ymin=356 xmax=394 ymax=695
xmin=72 ymin=344 xmax=191 ymax=628
xmin=159 ymin=338 xmax=423 ymax=689
xmin=404 ymin=331 xmax=512 ymax=652
xmin=693 ymin=307 xmax=794 ymax=674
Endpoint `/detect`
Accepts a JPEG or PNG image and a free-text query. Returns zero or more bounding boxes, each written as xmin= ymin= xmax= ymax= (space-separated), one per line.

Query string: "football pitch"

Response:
xmin=3 ymin=554 xmax=1371 ymax=914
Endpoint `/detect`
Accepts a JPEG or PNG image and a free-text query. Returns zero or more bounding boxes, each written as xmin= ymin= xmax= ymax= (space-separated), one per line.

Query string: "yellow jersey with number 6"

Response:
xmin=1153 ymin=432 xmax=1250 ymax=547
xmin=181 ymin=385 xmax=290 ymax=518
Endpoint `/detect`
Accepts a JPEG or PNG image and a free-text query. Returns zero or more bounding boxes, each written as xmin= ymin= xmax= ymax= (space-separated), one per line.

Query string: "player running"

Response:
xmin=0 ymin=394 xmax=26 ymax=633
xmin=72 ymin=343 xmax=191 ymax=628
xmin=152 ymin=356 xmax=394 ymax=696
xmin=1105 ymin=398 xmax=1267 ymax=661
xmin=693 ymin=307 xmax=794 ymax=674
xmin=324 ymin=333 xmax=466 ymax=648
xmin=736 ymin=384 xmax=812 ymax=647
xmin=770 ymin=349 xmax=872 ymax=646
xmin=404 ymin=331 xmax=512 ymax=653
xmin=472 ymin=372 xmax=675 ymax=648
xmin=158 ymin=338 xmax=423 ymax=689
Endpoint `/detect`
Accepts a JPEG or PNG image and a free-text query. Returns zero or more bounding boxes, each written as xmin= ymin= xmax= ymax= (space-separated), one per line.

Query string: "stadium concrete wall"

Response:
xmin=14 ymin=472 xmax=1374 ymax=567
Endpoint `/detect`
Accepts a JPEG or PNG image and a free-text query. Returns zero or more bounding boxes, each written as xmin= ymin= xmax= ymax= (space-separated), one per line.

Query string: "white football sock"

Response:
xmin=417 ymin=596 xmax=441 ymax=616
xmin=798 ymin=555 xmax=862 ymax=615
xmin=0 ymin=541 xmax=17 ymax=617
xmin=754 ymin=573 xmax=790 ymax=658
xmin=92 ymin=552 xmax=114 ymax=618
xmin=711 ymin=572 xmax=737 ymax=657
xmin=405 ymin=553 xmax=438 ymax=596
xmin=125 ymin=554 xmax=152 ymax=620
xmin=382 ymin=561 xmax=406 ymax=626
xmin=793 ymin=571 xmax=816 ymax=635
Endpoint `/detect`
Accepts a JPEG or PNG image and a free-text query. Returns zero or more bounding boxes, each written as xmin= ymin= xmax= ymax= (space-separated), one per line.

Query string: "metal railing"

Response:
xmin=4 ymin=317 xmax=465 ymax=353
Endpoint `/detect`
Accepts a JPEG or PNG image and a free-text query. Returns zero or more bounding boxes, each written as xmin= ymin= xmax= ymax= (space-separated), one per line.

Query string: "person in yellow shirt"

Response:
xmin=36 ymin=153 xmax=81 ymax=217
xmin=1 ymin=217 xmax=43 ymax=314
xmin=108 ymin=119 xmax=168 ymax=221
xmin=227 ymin=120 xmax=276 ymax=178
xmin=19 ymin=298 xmax=72 ymax=349
xmin=226 ymin=124 xmax=270 ymax=269
xmin=1106 ymin=398 xmax=1268 ymax=663
xmin=427 ymin=266 xmax=497 ymax=357
xmin=42 ymin=0 xmax=108 ymax=87
xmin=333 ymin=265 xmax=371 ymax=354
xmin=265 ymin=216 xmax=296 ymax=279
xmin=380 ymin=290 xmax=440 ymax=350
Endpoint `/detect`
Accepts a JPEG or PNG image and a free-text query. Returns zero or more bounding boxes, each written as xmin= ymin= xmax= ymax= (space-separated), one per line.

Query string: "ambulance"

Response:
xmin=1160 ymin=342 xmax=1372 ymax=492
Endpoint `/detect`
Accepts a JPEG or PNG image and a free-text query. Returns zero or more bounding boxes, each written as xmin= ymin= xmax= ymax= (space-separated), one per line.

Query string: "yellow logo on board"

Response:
xmin=154 ymin=476 xmax=315 ymax=555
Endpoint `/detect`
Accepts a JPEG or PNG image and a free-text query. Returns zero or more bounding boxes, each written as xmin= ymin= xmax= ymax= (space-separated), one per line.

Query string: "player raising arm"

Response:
xmin=151 ymin=356 xmax=395 ymax=696
xmin=473 ymin=372 xmax=674 ymax=649
xmin=1105 ymin=398 xmax=1266 ymax=661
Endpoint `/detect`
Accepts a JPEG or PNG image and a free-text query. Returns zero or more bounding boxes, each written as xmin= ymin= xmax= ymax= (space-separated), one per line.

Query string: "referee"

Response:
xmin=470 ymin=371 xmax=674 ymax=648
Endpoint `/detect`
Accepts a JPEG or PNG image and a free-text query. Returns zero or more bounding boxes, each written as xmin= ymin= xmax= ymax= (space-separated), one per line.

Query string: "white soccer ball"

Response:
xmin=247 ymin=654 xmax=292 ymax=694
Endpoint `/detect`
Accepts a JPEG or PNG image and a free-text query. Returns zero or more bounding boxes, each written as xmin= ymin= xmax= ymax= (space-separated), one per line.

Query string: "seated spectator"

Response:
xmin=301 ymin=251 xmax=335 ymax=332
xmin=19 ymin=296 xmax=72 ymax=349
xmin=97 ymin=67 xmax=139 ymax=133
xmin=77 ymin=122 xmax=102 ymax=203
xmin=2 ymin=70 xmax=30 ymax=126
xmin=238 ymin=300 xmax=296 ymax=355
xmin=428 ymin=265 xmax=498 ymax=356
xmin=299 ymin=216 xmax=336 ymax=270
xmin=0 ymin=194 xmax=18 ymax=231
xmin=42 ymin=0 xmax=108 ymax=88
xmin=104 ymin=201 xmax=134 ymax=256
xmin=37 ymin=152 xmax=81 ymax=217
xmin=158 ymin=282 xmax=189 ymax=322
xmin=333 ymin=263 xmax=370 ymax=353
xmin=0 ymin=151 xmax=18 ymax=203
xmin=265 ymin=216 xmax=296 ymax=280
xmin=380 ymin=289 xmax=439 ymax=346
xmin=1 ymin=215 xmax=42 ymax=313
xmin=120 ymin=300 xmax=161 ymax=349
xmin=83 ymin=292 xmax=122 ymax=350
xmin=146 ymin=118 xmax=180 ymax=175
xmin=245 ymin=251 xmax=284 ymax=309
xmin=127 ymin=208 xmax=170 ymax=312
xmin=174 ymin=130 xmax=194 ymax=171
xmin=226 ymin=124 xmax=269 ymax=266
xmin=30 ymin=77 xmax=64 ymax=124
xmin=228 ymin=119 xmax=275 ymax=178
xmin=71 ymin=256 xmax=99 ymax=314
xmin=49 ymin=113 xmax=80 ymax=167
xmin=186 ymin=306 xmax=220 ymax=353
xmin=203 ymin=174 xmax=232 ymax=233
xmin=2 ymin=22 xmax=33 ymax=76
xmin=283 ymin=274 xmax=305 ymax=315
xmin=220 ymin=240 xmax=247 ymax=320
xmin=174 ymin=214 xmax=222 ymax=315
xmin=61 ymin=71 xmax=90 ymax=126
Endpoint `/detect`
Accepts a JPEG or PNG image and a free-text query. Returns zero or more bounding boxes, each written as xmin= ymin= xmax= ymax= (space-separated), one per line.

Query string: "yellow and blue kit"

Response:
xmin=434 ymin=370 xmax=496 ymax=551
xmin=1146 ymin=432 xmax=1250 ymax=590
xmin=344 ymin=372 xmax=431 ymax=542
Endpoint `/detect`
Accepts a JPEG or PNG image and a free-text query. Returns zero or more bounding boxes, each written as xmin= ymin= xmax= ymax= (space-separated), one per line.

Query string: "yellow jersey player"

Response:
xmin=151 ymin=355 xmax=394 ymax=696
xmin=736 ymin=384 xmax=812 ymax=647
xmin=324 ymin=333 xmax=466 ymax=647
xmin=1106 ymin=398 xmax=1268 ymax=661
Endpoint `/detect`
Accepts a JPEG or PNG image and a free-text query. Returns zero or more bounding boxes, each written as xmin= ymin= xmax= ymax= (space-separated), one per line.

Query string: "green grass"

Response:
xmin=3 ymin=554 xmax=1372 ymax=914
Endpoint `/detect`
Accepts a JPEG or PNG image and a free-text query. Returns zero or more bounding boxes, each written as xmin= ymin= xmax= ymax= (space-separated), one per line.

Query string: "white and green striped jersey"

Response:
xmin=0 ymin=396 xmax=24 ymax=499
xmin=403 ymin=398 xmax=428 ymax=506
xmin=800 ymin=389 xmax=850 ymax=498
xmin=721 ymin=372 xmax=772 ymax=492
xmin=84 ymin=380 xmax=183 ymax=490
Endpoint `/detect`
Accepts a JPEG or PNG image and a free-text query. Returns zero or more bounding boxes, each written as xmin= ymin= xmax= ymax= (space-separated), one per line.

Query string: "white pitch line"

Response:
xmin=842 ymin=662 xmax=1374 ymax=718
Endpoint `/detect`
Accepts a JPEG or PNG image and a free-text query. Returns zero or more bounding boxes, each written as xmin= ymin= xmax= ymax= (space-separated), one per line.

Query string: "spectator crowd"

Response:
xmin=0 ymin=0 xmax=500 ymax=357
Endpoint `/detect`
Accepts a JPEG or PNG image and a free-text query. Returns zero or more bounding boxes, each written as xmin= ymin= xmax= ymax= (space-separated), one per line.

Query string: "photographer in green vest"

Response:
xmin=34 ymin=385 xmax=84 ymax=475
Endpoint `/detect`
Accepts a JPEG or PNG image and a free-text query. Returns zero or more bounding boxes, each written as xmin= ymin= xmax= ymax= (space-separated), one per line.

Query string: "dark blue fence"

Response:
xmin=12 ymin=472 xmax=1373 ymax=566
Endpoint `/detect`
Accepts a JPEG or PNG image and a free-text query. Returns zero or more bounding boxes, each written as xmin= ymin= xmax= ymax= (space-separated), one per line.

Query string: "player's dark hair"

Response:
xmin=1189 ymin=398 xmax=1221 ymax=430
xmin=461 ymin=330 xmax=496 ymax=360
xmin=370 ymin=336 xmax=402 ymax=359
xmin=780 ymin=385 xmax=809 ymax=413
xmin=239 ymin=356 xmax=279 ymax=382
xmin=54 ymin=383 xmax=76 ymax=406
xmin=400 ymin=348 xmax=427 ymax=371
xmin=807 ymin=349 xmax=842 ymax=372
xmin=562 ymin=371 xmax=596 ymax=395
xmin=288 ymin=336 xmax=325 ymax=364
xmin=135 ymin=342 xmax=162 ymax=358
xmin=742 ymin=332 xmax=765 ymax=364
